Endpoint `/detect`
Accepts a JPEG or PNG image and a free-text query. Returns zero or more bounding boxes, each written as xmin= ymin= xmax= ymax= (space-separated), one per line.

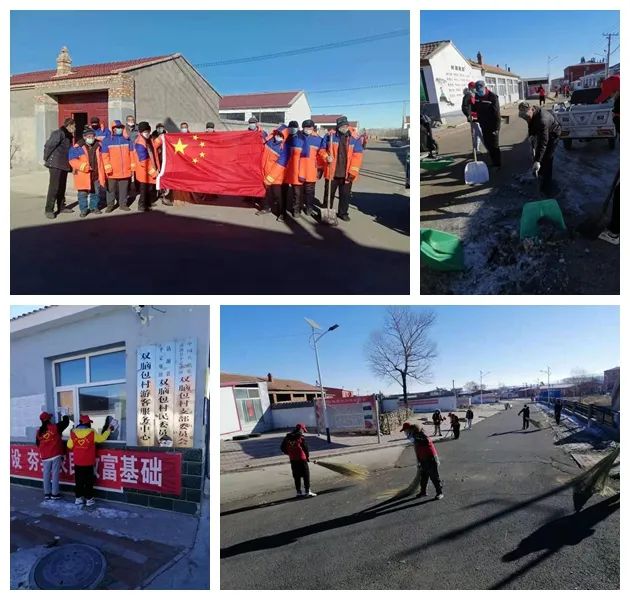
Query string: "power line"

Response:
xmin=195 ymin=29 xmax=409 ymax=67
xmin=311 ymin=100 xmax=406 ymax=108
xmin=308 ymin=82 xmax=406 ymax=94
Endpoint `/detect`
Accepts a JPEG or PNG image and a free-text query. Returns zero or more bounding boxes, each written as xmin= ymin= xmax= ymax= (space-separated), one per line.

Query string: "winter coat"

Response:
xmin=280 ymin=431 xmax=309 ymax=461
xmin=68 ymin=141 xmax=106 ymax=191
xmin=134 ymin=135 xmax=161 ymax=184
xmin=319 ymin=130 xmax=364 ymax=181
xmin=67 ymin=424 xmax=111 ymax=466
xmin=528 ymin=108 xmax=560 ymax=162
xmin=43 ymin=127 xmax=73 ymax=171
xmin=474 ymin=90 xmax=501 ymax=133
xmin=411 ymin=433 xmax=438 ymax=461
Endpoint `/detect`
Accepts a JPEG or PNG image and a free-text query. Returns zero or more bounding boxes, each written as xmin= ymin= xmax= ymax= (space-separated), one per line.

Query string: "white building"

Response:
xmin=421 ymin=40 xmax=521 ymax=123
xmin=311 ymin=114 xmax=359 ymax=132
xmin=219 ymin=90 xmax=311 ymax=127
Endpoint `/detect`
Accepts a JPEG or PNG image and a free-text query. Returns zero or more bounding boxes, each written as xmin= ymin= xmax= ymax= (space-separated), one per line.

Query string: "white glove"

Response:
xmin=532 ymin=161 xmax=541 ymax=177
xmin=326 ymin=154 xmax=334 ymax=163
xmin=435 ymin=457 xmax=441 ymax=466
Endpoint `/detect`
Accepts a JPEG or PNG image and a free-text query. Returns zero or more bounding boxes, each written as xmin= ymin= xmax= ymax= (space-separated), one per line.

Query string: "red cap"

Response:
xmin=39 ymin=411 xmax=52 ymax=422
xmin=79 ymin=415 xmax=93 ymax=424
xmin=468 ymin=81 xmax=476 ymax=89
xmin=400 ymin=422 xmax=413 ymax=432
xmin=295 ymin=423 xmax=307 ymax=432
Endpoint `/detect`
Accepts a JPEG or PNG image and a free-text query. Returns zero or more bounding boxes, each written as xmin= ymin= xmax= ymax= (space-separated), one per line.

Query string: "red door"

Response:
xmin=57 ymin=91 xmax=109 ymax=136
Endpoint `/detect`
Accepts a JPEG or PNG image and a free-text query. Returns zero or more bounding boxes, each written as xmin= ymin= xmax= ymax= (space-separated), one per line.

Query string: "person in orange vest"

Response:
xmin=36 ymin=411 xmax=70 ymax=500
xmin=260 ymin=127 xmax=290 ymax=219
xmin=297 ymin=119 xmax=326 ymax=218
xmin=67 ymin=415 xmax=114 ymax=506
xmin=101 ymin=120 xmax=137 ymax=212
xmin=68 ymin=127 xmax=106 ymax=218
xmin=320 ymin=116 xmax=364 ymax=222
xmin=134 ymin=121 xmax=161 ymax=212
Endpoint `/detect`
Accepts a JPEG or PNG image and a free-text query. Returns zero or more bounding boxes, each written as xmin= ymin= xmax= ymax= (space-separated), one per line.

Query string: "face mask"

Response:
xmin=85 ymin=137 xmax=95 ymax=145
xmin=338 ymin=126 xmax=349 ymax=135
xmin=91 ymin=124 xmax=99 ymax=130
xmin=274 ymin=135 xmax=283 ymax=143
xmin=142 ymin=131 xmax=151 ymax=139
xmin=206 ymin=128 xmax=214 ymax=133
xmin=303 ymin=128 xmax=313 ymax=136
xmin=127 ymin=121 xmax=135 ymax=127
xmin=248 ymin=124 xmax=257 ymax=131
xmin=289 ymin=127 xmax=298 ymax=135
xmin=181 ymin=127 xmax=189 ymax=133
xmin=114 ymin=128 xmax=123 ymax=135
xmin=157 ymin=127 xmax=165 ymax=134
xmin=475 ymin=87 xmax=485 ymax=97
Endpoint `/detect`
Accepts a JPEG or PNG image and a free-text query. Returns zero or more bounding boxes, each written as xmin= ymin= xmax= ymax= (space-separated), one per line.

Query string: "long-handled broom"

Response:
xmin=312 ymin=459 xmax=369 ymax=480
xmin=572 ymin=446 xmax=620 ymax=512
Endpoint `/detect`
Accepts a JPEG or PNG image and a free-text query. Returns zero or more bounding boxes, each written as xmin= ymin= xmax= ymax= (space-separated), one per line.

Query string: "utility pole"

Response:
xmin=401 ymin=100 xmax=407 ymax=140
xmin=602 ymin=32 xmax=619 ymax=78
xmin=540 ymin=366 xmax=551 ymax=403
xmin=480 ymin=370 xmax=490 ymax=405
xmin=547 ymin=55 xmax=558 ymax=88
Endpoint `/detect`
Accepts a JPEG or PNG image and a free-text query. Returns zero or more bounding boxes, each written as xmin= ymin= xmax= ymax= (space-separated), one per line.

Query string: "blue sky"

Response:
xmin=221 ymin=306 xmax=619 ymax=394
xmin=10 ymin=305 xmax=46 ymax=319
xmin=10 ymin=10 xmax=409 ymax=128
xmin=421 ymin=11 xmax=620 ymax=79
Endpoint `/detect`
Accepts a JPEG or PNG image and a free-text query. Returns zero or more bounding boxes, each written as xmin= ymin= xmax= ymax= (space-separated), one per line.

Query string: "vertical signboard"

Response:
xmin=156 ymin=342 xmax=175 ymax=446
xmin=136 ymin=345 xmax=156 ymax=446
xmin=174 ymin=338 xmax=197 ymax=448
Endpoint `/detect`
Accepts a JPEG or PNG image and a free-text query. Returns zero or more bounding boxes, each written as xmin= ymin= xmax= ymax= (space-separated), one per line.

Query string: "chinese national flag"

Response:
xmin=157 ymin=131 xmax=265 ymax=197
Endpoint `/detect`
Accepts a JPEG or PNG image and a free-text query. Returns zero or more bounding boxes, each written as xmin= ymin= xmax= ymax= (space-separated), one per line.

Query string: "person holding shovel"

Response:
xmin=472 ymin=80 xmax=502 ymax=168
xmin=518 ymin=101 xmax=561 ymax=197
xmin=401 ymin=423 xmax=444 ymax=500
xmin=67 ymin=415 xmax=115 ymax=507
xmin=280 ymin=423 xmax=316 ymax=498
xmin=35 ymin=411 xmax=70 ymax=500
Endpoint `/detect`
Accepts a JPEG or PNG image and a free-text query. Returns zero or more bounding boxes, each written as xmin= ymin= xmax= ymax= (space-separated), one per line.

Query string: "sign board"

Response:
xmin=317 ymin=395 xmax=377 ymax=432
xmin=136 ymin=338 xmax=197 ymax=447
xmin=11 ymin=394 xmax=46 ymax=438
xmin=10 ymin=444 xmax=182 ymax=495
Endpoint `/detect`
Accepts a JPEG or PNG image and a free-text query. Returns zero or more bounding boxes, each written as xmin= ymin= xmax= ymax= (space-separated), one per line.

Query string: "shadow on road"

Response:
xmin=488 ymin=427 xmax=551 ymax=437
xmin=553 ymin=429 xmax=613 ymax=450
xmin=491 ymin=494 xmax=620 ymax=589
xmin=352 ymin=191 xmax=410 ymax=236
xmin=11 ymin=211 xmax=409 ymax=294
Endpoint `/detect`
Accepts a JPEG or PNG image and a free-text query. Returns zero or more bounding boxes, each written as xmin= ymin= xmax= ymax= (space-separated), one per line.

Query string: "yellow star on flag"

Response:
xmin=193 ymin=135 xmax=199 ymax=141
xmin=172 ymin=138 xmax=188 ymax=154
xmin=200 ymin=141 xmax=206 ymax=147
xmin=199 ymin=152 xmax=206 ymax=158
xmin=192 ymin=158 xmax=198 ymax=164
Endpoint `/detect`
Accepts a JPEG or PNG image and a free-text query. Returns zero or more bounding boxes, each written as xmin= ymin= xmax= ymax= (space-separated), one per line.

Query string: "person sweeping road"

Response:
xmin=518 ymin=404 xmax=531 ymax=430
xmin=401 ymin=423 xmax=444 ymax=500
xmin=280 ymin=423 xmax=316 ymax=498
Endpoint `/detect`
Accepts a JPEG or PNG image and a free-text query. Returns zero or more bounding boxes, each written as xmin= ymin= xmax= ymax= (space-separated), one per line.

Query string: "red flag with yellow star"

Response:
xmin=157 ymin=131 xmax=265 ymax=197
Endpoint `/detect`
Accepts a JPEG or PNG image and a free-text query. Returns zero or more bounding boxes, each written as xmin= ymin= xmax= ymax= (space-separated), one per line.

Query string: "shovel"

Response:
xmin=464 ymin=123 xmax=489 ymax=185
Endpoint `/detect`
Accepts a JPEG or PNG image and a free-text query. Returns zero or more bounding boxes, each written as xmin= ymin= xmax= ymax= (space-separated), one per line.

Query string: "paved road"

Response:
xmin=11 ymin=141 xmax=409 ymax=295
xmin=220 ymin=403 xmax=619 ymax=590
xmin=420 ymin=104 xmax=619 ymax=294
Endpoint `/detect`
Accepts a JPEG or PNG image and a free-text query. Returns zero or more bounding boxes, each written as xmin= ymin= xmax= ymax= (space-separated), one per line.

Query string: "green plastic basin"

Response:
xmin=420 ymin=228 xmax=465 ymax=272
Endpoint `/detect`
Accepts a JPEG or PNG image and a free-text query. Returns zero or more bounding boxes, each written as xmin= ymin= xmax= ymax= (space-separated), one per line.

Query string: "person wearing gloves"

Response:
xmin=472 ymin=81 xmax=502 ymax=168
xmin=66 ymin=414 xmax=115 ymax=507
xmin=134 ymin=121 xmax=161 ymax=212
xmin=280 ymin=423 xmax=316 ymax=497
xmin=518 ymin=101 xmax=561 ymax=196
xmin=35 ymin=411 xmax=70 ymax=500
xmin=100 ymin=120 xmax=137 ymax=212
xmin=68 ymin=127 xmax=106 ymax=217
xmin=401 ymin=423 xmax=444 ymax=500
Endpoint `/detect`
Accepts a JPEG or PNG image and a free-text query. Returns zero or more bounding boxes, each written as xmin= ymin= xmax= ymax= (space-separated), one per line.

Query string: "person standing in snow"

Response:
xmin=280 ymin=423 xmax=316 ymax=498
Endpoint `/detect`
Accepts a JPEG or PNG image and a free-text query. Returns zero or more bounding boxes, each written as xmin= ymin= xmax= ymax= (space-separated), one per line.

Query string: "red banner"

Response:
xmin=326 ymin=394 xmax=376 ymax=406
xmin=10 ymin=445 xmax=182 ymax=495
xmin=157 ymin=131 xmax=265 ymax=197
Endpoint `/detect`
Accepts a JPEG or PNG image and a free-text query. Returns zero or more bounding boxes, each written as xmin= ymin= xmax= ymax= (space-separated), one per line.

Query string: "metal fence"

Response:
xmin=537 ymin=398 xmax=619 ymax=429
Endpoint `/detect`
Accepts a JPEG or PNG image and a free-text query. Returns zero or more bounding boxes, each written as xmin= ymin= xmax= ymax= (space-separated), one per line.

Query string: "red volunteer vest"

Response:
xmin=70 ymin=429 xmax=96 ymax=466
xmin=37 ymin=423 xmax=64 ymax=460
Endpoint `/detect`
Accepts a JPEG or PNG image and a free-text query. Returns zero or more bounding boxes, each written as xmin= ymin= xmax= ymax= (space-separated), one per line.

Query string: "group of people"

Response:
xmin=36 ymin=411 xmax=115 ymax=506
xmin=431 ymin=407 xmax=474 ymax=438
xmin=43 ymin=113 xmax=365 ymax=224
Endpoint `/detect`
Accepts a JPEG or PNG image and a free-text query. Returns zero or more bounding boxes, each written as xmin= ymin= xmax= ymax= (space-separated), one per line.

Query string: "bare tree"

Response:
xmin=463 ymin=381 xmax=480 ymax=393
xmin=565 ymin=367 xmax=590 ymax=397
xmin=366 ymin=307 xmax=437 ymax=405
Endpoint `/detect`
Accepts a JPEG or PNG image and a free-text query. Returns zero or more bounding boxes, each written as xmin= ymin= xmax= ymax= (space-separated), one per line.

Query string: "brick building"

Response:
xmin=10 ymin=47 xmax=222 ymax=168
xmin=564 ymin=59 xmax=608 ymax=83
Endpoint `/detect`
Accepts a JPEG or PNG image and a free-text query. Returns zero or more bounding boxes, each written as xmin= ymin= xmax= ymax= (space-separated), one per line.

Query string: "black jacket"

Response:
xmin=528 ymin=108 xmax=561 ymax=162
xmin=43 ymin=127 xmax=73 ymax=171
xmin=466 ymin=409 xmax=474 ymax=419
xmin=518 ymin=406 xmax=531 ymax=418
xmin=474 ymin=91 xmax=501 ymax=133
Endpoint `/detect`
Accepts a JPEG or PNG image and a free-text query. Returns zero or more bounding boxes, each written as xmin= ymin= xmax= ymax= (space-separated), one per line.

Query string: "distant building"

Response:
xmin=311 ymin=114 xmax=359 ymax=131
xmin=219 ymin=90 xmax=311 ymax=127
xmin=604 ymin=367 xmax=620 ymax=393
xmin=564 ymin=59 xmax=608 ymax=84
xmin=325 ymin=387 xmax=353 ymax=399
xmin=10 ymin=47 xmax=222 ymax=168
xmin=577 ymin=62 xmax=620 ymax=90
xmin=421 ymin=40 xmax=521 ymax=122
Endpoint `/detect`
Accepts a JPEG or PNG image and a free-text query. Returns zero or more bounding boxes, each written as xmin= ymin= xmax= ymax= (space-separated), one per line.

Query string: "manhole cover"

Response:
xmin=30 ymin=543 xmax=107 ymax=589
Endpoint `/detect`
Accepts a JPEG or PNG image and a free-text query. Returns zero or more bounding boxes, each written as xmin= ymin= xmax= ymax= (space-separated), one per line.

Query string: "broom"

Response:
xmin=572 ymin=446 xmax=620 ymax=512
xmin=312 ymin=460 xmax=369 ymax=480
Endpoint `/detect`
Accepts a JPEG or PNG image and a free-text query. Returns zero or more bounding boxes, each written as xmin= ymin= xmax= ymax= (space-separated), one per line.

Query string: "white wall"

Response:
xmin=220 ymin=382 xmax=272 ymax=438
xmin=383 ymin=396 xmax=457 ymax=413
xmin=285 ymin=93 xmax=312 ymax=125
xmin=271 ymin=405 xmax=316 ymax=429
xmin=220 ymin=387 xmax=241 ymax=436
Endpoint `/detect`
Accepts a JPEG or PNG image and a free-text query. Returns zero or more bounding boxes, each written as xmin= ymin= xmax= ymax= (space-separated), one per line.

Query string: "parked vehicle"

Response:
xmin=552 ymin=87 xmax=616 ymax=150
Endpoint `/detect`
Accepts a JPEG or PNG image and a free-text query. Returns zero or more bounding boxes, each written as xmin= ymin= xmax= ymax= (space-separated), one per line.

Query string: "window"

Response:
xmin=252 ymin=111 xmax=285 ymax=124
xmin=234 ymin=387 xmax=263 ymax=424
xmin=53 ymin=348 xmax=126 ymax=442
xmin=223 ymin=112 xmax=246 ymax=121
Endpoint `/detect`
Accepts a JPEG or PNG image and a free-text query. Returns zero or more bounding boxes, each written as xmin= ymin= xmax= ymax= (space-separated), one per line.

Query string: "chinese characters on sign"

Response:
xmin=10 ymin=445 xmax=182 ymax=494
xmin=174 ymin=338 xmax=197 ymax=448
xmin=137 ymin=339 xmax=197 ymax=447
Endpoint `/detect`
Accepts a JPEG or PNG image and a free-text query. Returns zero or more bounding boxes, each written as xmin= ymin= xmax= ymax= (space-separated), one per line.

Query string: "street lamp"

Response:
xmin=547 ymin=55 xmax=558 ymax=87
xmin=305 ymin=318 xmax=339 ymax=444
xmin=479 ymin=370 xmax=490 ymax=405
xmin=540 ymin=366 xmax=551 ymax=403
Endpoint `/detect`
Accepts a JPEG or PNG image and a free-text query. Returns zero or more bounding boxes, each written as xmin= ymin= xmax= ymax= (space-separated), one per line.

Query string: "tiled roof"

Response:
xmin=219 ymin=91 xmax=302 ymax=110
xmin=220 ymin=372 xmax=320 ymax=391
xmin=10 ymin=55 xmax=176 ymax=86
xmin=10 ymin=306 xmax=53 ymax=320
xmin=469 ymin=60 xmax=520 ymax=78
xmin=420 ymin=40 xmax=451 ymax=61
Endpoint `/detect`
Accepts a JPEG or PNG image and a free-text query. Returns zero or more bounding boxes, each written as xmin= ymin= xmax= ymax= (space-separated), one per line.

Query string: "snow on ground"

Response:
xmin=37 ymin=500 xmax=139 ymax=520
xmin=10 ymin=546 xmax=51 ymax=590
